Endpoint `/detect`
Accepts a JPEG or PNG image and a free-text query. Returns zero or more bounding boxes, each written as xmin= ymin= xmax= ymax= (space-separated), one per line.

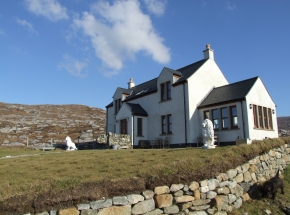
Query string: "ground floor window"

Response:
xmin=161 ymin=114 xmax=172 ymax=134
xmin=120 ymin=119 xmax=127 ymax=134
xmin=204 ymin=105 xmax=238 ymax=131
xmin=137 ymin=118 xmax=143 ymax=136
xmin=253 ymin=104 xmax=273 ymax=130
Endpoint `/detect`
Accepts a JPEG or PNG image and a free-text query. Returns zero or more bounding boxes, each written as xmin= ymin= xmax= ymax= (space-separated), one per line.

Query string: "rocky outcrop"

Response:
xmin=278 ymin=116 xmax=290 ymax=137
xmin=0 ymin=102 xmax=106 ymax=147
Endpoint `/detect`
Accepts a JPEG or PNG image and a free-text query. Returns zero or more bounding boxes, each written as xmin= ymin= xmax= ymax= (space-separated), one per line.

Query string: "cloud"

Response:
xmin=16 ymin=18 xmax=38 ymax=34
xmin=225 ymin=1 xmax=236 ymax=11
xmin=73 ymin=0 xmax=170 ymax=76
xmin=143 ymin=0 xmax=167 ymax=16
xmin=25 ymin=0 xmax=69 ymax=21
xmin=58 ymin=54 xmax=88 ymax=77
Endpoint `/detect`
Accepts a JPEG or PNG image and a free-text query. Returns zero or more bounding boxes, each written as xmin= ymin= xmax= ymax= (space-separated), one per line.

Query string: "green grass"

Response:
xmin=0 ymin=137 xmax=290 ymax=213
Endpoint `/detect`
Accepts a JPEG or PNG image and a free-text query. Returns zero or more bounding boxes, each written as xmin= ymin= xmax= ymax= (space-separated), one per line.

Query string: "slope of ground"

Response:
xmin=0 ymin=102 xmax=106 ymax=147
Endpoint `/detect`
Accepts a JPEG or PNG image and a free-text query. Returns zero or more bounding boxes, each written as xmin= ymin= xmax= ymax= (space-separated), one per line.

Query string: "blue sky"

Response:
xmin=0 ymin=0 xmax=289 ymax=116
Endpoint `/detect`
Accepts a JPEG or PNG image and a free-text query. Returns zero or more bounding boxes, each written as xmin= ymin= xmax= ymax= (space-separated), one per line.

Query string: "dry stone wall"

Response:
xmin=25 ymin=144 xmax=290 ymax=215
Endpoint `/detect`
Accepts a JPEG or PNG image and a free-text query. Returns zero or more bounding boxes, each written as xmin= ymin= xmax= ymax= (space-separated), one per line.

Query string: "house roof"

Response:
xmin=123 ymin=78 xmax=158 ymax=102
xmin=106 ymin=59 xmax=209 ymax=106
xmin=173 ymin=59 xmax=208 ymax=86
xmin=125 ymin=103 xmax=148 ymax=116
xmin=198 ymin=76 xmax=259 ymax=108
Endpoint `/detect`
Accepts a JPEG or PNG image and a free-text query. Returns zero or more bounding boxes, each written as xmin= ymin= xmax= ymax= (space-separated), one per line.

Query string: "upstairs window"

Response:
xmin=160 ymin=81 xmax=171 ymax=101
xmin=258 ymin=106 xmax=264 ymax=128
xmin=114 ymin=99 xmax=121 ymax=114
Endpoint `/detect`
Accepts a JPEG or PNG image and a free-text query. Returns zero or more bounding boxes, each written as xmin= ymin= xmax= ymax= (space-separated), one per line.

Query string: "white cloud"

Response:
xmin=16 ymin=18 xmax=38 ymax=34
xmin=225 ymin=1 xmax=236 ymax=11
xmin=25 ymin=0 xmax=69 ymax=21
xmin=144 ymin=0 xmax=167 ymax=16
xmin=58 ymin=54 xmax=88 ymax=77
xmin=73 ymin=0 xmax=170 ymax=76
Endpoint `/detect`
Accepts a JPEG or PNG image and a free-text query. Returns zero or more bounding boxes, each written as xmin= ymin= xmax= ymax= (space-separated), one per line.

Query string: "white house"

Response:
xmin=106 ymin=45 xmax=278 ymax=148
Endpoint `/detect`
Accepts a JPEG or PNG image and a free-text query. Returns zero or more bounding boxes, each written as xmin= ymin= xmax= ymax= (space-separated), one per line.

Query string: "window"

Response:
xmin=204 ymin=110 xmax=210 ymax=120
xmin=212 ymin=109 xmax=219 ymax=130
xmin=167 ymin=115 xmax=172 ymax=134
xmin=161 ymin=114 xmax=172 ymax=134
xmin=221 ymin=107 xmax=228 ymax=129
xmin=230 ymin=106 xmax=238 ymax=128
xmin=253 ymin=105 xmax=258 ymax=128
xmin=263 ymin=107 xmax=268 ymax=129
xmin=120 ymin=119 xmax=127 ymax=134
xmin=160 ymin=81 xmax=171 ymax=101
xmin=268 ymin=108 xmax=273 ymax=129
xmin=258 ymin=106 xmax=264 ymax=128
xmin=252 ymin=104 xmax=273 ymax=130
xmin=114 ymin=99 xmax=121 ymax=114
xmin=137 ymin=118 xmax=143 ymax=136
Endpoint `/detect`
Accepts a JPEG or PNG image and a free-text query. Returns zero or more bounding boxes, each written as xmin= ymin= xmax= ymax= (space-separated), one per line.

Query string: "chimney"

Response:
xmin=128 ymin=78 xmax=135 ymax=89
xmin=203 ymin=44 xmax=214 ymax=60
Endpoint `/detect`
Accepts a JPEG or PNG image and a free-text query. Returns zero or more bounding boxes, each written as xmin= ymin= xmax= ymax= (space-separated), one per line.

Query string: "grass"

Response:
xmin=0 ymin=137 xmax=290 ymax=213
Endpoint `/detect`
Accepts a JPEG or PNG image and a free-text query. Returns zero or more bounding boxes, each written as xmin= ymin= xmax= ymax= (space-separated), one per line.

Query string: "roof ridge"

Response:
xmin=213 ymin=76 xmax=259 ymax=90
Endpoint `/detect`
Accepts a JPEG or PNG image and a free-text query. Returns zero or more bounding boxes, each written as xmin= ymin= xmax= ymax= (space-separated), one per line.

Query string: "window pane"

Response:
xmin=221 ymin=108 xmax=228 ymax=117
xmin=212 ymin=109 xmax=219 ymax=129
xmin=161 ymin=84 xmax=165 ymax=101
xmin=231 ymin=106 xmax=238 ymax=127
xmin=167 ymin=82 xmax=171 ymax=99
xmin=168 ymin=115 xmax=172 ymax=133
xmin=221 ymin=107 xmax=228 ymax=129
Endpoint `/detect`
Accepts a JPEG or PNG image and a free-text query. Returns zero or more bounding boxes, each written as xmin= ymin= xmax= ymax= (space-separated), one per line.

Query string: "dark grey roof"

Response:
xmin=106 ymin=101 xmax=113 ymax=108
xmin=107 ymin=59 xmax=207 ymax=105
xmin=173 ymin=59 xmax=207 ymax=86
xmin=118 ymin=87 xmax=133 ymax=95
xmin=123 ymin=78 xmax=157 ymax=102
xmin=125 ymin=103 xmax=148 ymax=116
xmin=198 ymin=77 xmax=259 ymax=108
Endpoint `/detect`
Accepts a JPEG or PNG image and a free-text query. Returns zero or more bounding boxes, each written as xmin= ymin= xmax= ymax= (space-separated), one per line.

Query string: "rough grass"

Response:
xmin=0 ymin=137 xmax=290 ymax=214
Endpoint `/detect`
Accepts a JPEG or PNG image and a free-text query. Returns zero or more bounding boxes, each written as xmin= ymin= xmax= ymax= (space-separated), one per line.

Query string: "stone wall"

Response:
xmin=24 ymin=144 xmax=290 ymax=215
xmin=107 ymin=132 xmax=131 ymax=149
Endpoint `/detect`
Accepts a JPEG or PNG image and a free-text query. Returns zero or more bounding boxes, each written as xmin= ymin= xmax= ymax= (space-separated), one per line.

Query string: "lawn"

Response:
xmin=0 ymin=137 xmax=289 ymax=214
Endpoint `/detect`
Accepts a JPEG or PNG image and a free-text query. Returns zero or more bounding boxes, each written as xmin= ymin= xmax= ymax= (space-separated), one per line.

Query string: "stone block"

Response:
xmin=178 ymin=202 xmax=192 ymax=211
xmin=199 ymin=179 xmax=208 ymax=187
xmin=58 ymin=207 xmax=79 ymax=215
xmin=90 ymin=199 xmax=112 ymax=210
xmin=241 ymin=163 xmax=250 ymax=173
xmin=242 ymin=193 xmax=251 ymax=202
xmin=174 ymin=195 xmax=195 ymax=203
xmin=80 ymin=209 xmax=99 ymax=215
xmin=112 ymin=196 xmax=129 ymax=205
xmin=217 ymin=187 xmax=230 ymax=195
xmin=243 ymin=171 xmax=252 ymax=182
xmin=208 ymin=179 xmax=219 ymax=190
xmin=234 ymin=197 xmax=243 ymax=209
xmin=131 ymin=199 xmax=155 ymax=215
xmin=154 ymin=194 xmax=173 ymax=208
xmin=163 ymin=205 xmax=179 ymax=214
xmin=206 ymin=191 xmax=217 ymax=199
xmin=234 ymin=173 xmax=244 ymax=183
xmin=227 ymin=169 xmax=238 ymax=179
xmin=142 ymin=190 xmax=155 ymax=199
xmin=173 ymin=190 xmax=184 ymax=197
xmin=200 ymin=186 xmax=209 ymax=193
xmin=77 ymin=204 xmax=90 ymax=210
xmin=194 ymin=189 xmax=200 ymax=200
xmin=191 ymin=199 xmax=211 ymax=206
xmin=127 ymin=194 xmax=144 ymax=204
xmin=97 ymin=205 xmax=131 ymax=215
xmin=189 ymin=181 xmax=199 ymax=191
xmin=154 ymin=186 xmax=170 ymax=195
xmin=144 ymin=208 xmax=163 ymax=215
xmin=170 ymin=183 xmax=184 ymax=192
xmin=228 ymin=194 xmax=237 ymax=204
xmin=190 ymin=205 xmax=210 ymax=211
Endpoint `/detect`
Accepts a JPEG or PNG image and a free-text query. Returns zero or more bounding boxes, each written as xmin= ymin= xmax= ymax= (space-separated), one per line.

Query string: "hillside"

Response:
xmin=278 ymin=116 xmax=290 ymax=136
xmin=0 ymin=102 xmax=106 ymax=147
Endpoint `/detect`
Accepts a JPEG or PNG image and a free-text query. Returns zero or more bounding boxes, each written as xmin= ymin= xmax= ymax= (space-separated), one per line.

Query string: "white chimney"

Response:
xmin=128 ymin=78 xmax=135 ymax=89
xmin=203 ymin=44 xmax=214 ymax=60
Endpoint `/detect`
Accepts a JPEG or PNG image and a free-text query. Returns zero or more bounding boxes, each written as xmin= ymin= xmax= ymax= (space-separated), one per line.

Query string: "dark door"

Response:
xmin=120 ymin=119 xmax=127 ymax=134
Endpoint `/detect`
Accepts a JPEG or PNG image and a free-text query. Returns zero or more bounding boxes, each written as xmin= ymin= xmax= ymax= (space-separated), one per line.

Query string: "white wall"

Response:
xmin=187 ymin=59 xmax=229 ymax=143
xmin=245 ymin=78 xmax=278 ymax=140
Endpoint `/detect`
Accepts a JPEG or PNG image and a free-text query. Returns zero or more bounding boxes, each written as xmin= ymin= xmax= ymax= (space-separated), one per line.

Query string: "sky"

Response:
xmin=0 ymin=0 xmax=289 ymax=116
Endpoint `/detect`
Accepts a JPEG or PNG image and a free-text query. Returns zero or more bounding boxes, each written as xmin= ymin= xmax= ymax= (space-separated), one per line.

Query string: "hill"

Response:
xmin=0 ymin=102 xmax=106 ymax=147
xmin=278 ymin=116 xmax=290 ymax=136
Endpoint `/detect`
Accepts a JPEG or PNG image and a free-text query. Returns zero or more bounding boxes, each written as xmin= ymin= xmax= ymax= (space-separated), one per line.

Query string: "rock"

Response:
xmin=192 ymin=199 xmax=211 ymax=206
xmin=199 ymin=180 xmax=208 ymax=187
xmin=143 ymin=208 xmax=163 ymax=215
xmin=194 ymin=190 xmax=200 ymax=200
xmin=173 ymin=190 xmax=184 ymax=197
xmin=97 ymin=205 xmax=131 ymax=215
xmin=178 ymin=202 xmax=192 ymax=211
xmin=142 ymin=190 xmax=155 ymax=199
xmin=235 ymin=173 xmax=244 ymax=183
xmin=112 ymin=196 xmax=129 ymax=205
xmin=127 ymin=194 xmax=144 ymax=204
xmin=174 ymin=195 xmax=195 ymax=203
xmin=154 ymin=186 xmax=170 ymax=195
xmin=208 ymin=179 xmax=219 ymax=190
xmin=243 ymin=171 xmax=252 ymax=182
xmin=154 ymin=194 xmax=173 ymax=208
xmin=234 ymin=197 xmax=243 ymax=209
xmin=206 ymin=191 xmax=217 ymax=199
xmin=131 ymin=199 xmax=155 ymax=215
xmin=190 ymin=205 xmax=210 ymax=211
xmin=80 ymin=209 xmax=98 ymax=215
xmin=163 ymin=205 xmax=180 ymax=214
xmin=170 ymin=183 xmax=184 ymax=192
xmin=189 ymin=181 xmax=199 ymax=191
xmin=217 ymin=187 xmax=230 ymax=195
xmin=90 ymin=199 xmax=112 ymax=210
xmin=58 ymin=207 xmax=79 ymax=215
xmin=77 ymin=204 xmax=90 ymax=210
xmin=227 ymin=169 xmax=238 ymax=179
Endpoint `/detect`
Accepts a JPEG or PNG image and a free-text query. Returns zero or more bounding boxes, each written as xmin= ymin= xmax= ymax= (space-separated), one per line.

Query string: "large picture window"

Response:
xmin=160 ymin=81 xmax=171 ymax=101
xmin=252 ymin=104 xmax=273 ymax=130
xmin=161 ymin=114 xmax=172 ymax=134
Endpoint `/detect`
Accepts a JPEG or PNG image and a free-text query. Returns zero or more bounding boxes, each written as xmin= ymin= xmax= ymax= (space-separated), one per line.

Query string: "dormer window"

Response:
xmin=114 ymin=98 xmax=121 ymax=114
xmin=161 ymin=81 xmax=171 ymax=101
